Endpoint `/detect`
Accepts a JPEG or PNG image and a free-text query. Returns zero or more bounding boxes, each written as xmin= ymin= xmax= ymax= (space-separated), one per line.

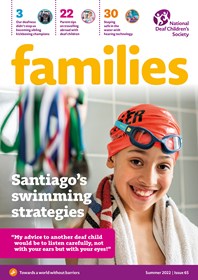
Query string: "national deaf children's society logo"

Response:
xmin=153 ymin=9 xmax=170 ymax=26
xmin=153 ymin=9 xmax=190 ymax=38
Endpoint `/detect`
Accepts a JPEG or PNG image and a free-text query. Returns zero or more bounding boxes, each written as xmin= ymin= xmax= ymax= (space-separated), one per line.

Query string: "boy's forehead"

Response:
xmin=117 ymin=145 xmax=175 ymax=161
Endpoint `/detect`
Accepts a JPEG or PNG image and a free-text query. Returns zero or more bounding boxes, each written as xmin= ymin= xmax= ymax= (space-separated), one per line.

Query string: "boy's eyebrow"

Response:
xmin=127 ymin=149 xmax=147 ymax=154
xmin=127 ymin=149 xmax=173 ymax=159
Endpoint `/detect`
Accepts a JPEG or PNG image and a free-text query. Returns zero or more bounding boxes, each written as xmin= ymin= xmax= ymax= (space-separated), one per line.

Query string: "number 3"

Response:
xmin=16 ymin=9 xmax=23 ymax=18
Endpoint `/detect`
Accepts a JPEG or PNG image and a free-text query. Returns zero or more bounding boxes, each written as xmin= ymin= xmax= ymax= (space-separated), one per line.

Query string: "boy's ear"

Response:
xmin=106 ymin=156 xmax=115 ymax=168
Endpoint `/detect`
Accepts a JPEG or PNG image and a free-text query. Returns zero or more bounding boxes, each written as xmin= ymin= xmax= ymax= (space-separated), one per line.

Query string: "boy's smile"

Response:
xmin=130 ymin=185 xmax=157 ymax=199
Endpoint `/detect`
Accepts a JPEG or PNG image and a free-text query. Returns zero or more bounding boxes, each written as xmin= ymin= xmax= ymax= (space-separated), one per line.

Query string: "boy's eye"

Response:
xmin=158 ymin=164 xmax=170 ymax=170
xmin=130 ymin=159 xmax=143 ymax=166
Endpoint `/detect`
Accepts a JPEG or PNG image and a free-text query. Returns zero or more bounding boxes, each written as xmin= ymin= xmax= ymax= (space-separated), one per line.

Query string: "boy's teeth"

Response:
xmin=133 ymin=188 xmax=154 ymax=197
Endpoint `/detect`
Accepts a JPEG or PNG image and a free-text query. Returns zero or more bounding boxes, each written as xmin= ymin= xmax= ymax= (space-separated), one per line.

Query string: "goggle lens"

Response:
xmin=133 ymin=129 xmax=153 ymax=145
xmin=164 ymin=136 xmax=181 ymax=151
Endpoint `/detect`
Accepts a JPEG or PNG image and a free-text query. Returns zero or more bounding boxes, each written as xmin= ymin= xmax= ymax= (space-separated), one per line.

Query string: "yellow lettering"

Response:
xmin=58 ymin=58 xmax=100 ymax=84
xmin=142 ymin=58 xmax=166 ymax=85
xmin=104 ymin=45 xmax=114 ymax=84
xmin=30 ymin=58 xmax=56 ymax=85
xmin=117 ymin=45 xmax=126 ymax=84
xmin=169 ymin=58 xmax=188 ymax=85
xmin=11 ymin=44 xmax=188 ymax=86
xmin=129 ymin=45 xmax=140 ymax=84
xmin=11 ymin=44 xmax=33 ymax=84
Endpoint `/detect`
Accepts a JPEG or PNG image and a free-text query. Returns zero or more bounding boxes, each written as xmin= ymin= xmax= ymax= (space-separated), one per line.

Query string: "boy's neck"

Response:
xmin=125 ymin=205 xmax=154 ymax=225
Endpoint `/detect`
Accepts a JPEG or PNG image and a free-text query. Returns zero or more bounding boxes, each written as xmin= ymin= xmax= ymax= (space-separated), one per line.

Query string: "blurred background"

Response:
xmin=0 ymin=85 xmax=198 ymax=264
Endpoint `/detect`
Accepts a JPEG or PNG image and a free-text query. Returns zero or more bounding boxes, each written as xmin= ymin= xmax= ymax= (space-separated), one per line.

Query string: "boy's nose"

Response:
xmin=137 ymin=167 xmax=158 ymax=187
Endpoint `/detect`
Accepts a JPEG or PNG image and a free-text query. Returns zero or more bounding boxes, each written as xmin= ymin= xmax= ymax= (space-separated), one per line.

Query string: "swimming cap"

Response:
xmin=107 ymin=104 xmax=181 ymax=160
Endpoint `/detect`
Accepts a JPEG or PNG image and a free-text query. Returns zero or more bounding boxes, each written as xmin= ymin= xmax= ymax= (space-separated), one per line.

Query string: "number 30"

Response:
xmin=104 ymin=9 xmax=118 ymax=18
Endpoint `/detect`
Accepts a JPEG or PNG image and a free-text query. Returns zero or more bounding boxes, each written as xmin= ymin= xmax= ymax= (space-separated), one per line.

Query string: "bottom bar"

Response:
xmin=0 ymin=265 xmax=197 ymax=280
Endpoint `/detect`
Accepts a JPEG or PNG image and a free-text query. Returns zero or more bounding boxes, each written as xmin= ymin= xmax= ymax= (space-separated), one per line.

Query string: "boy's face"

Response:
xmin=110 ymin=145 xmax=175 ymax=214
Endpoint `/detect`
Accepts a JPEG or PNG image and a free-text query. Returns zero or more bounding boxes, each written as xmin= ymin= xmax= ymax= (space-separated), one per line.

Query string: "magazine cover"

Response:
xmin=0 ymin=0 xmax=198 ymax=279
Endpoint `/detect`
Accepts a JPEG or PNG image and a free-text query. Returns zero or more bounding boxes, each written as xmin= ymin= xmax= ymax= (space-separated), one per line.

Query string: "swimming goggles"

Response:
xmin=115 ymin=120 xmax=182 ymax=154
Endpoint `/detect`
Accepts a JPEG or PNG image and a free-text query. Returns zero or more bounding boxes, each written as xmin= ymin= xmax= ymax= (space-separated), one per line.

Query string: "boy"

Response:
xmin=68 ymin=104 xmax=198 ymax=265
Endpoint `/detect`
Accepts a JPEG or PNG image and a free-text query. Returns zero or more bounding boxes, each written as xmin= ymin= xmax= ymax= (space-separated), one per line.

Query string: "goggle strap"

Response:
xmin=115 ymin=120 xmax=129 ymax=133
